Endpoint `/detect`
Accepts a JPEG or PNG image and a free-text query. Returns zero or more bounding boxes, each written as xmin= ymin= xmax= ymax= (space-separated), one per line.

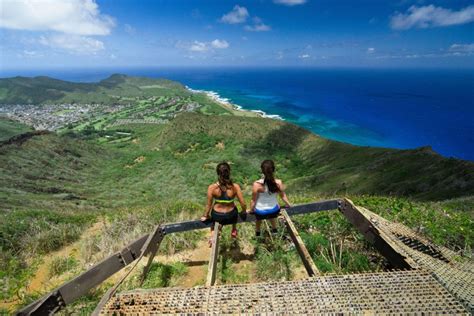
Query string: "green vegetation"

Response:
xmin=48 ymin=257 xmax=79 ymax=278
xmin=0 ymin=74 xmax=189 ymax=105
xmin=0 ymin=75 xmax=472 ymax=313
xmin=141 ymin=262 xmax=188 ymax=288
xmin=0 ymin=117 xmax=32 ymax=141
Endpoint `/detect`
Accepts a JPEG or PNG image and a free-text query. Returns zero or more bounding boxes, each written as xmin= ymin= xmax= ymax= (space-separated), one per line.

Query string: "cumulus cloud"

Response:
xmin=274 ymin=0 xmax=307 ymax=6
xmin=220 ymin=5 xmax=249 ymax=24
xmin=39 ymin=34 xmax=105 ymax=54
xmin=211 ymin=39 xmax=229 ymax=49
xmin=0 ymin=0 xmax=115 ymax=35
xmin=244 ymin=17 xmax=271 ymax=32
xmin=449 ymin=43 xmax=474 ymax=53
xmin=187 ymin=39 xmax=230 ymax=52
xmin=190 ymin=41 xmax=208 ymax=52
xmin=390 ymin=5 xmax=474 ymax=30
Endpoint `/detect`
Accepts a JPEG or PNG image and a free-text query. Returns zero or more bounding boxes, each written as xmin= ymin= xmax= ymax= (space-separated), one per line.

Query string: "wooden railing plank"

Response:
xmin=281 ymin=209 xmax=319 ymax=277
xmin=206 ymin=222 xmax=220 ymax=287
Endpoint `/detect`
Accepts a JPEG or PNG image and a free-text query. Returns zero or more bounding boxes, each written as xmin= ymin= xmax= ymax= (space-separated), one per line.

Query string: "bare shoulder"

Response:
xmin=233 ymin=183 xmax=241 ymax=190
xmin=208 ymin=183 xmax=218 ymax=191
xmin=252 ymin=180 xmax=263 ymax=188
xmin=276 ymin=179 xmax=285 ymax=190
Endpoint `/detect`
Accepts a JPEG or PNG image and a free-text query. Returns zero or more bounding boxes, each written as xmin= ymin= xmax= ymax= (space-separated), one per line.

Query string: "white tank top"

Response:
xmin=255 ymin=179 xmax=279 ymax=210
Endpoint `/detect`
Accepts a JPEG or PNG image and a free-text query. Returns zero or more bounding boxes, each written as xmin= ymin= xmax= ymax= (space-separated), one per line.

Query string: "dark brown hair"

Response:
xmin=216 ymin=162 xmax=233 ymax=190
xmin=261 ymin=160 xmax=279 ymax=193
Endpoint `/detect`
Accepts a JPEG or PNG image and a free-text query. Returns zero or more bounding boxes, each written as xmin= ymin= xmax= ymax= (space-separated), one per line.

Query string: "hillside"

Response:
xmin=0 ymin=117 xmax=33 ymax=141
xmin=0 ymin=75 xmax=473 ymax=313
xmin=0 ymin=74 xmax=189 ymax=105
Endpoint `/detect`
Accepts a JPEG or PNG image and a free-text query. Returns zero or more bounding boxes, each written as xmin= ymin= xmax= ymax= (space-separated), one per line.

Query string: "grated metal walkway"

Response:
xmin=100 ymin=270 xmax=468 ymax=314
xmin=357 ymin=206 xmax=474 ymax=311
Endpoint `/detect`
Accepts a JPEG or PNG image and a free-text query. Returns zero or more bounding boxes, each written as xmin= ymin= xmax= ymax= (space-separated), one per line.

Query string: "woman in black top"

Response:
xmin=201 ymin=162 xmax=246 ymax=246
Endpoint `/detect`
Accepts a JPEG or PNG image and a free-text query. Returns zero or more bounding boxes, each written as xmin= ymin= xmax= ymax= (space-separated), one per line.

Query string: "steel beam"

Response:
xmin=92 ymin=226 xmax=165 ymax=316
xmin=16 ymin=234 xmax=149 ymax=315
xmin=338 ymin=198 xmax=414 ymax=270
xmin=164 ymin=199 xmax=340 ymax=234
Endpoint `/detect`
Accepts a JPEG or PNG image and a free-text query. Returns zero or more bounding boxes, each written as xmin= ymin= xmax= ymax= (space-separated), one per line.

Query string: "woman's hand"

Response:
xmin=200 ymin=215 xmax=210 ymax=222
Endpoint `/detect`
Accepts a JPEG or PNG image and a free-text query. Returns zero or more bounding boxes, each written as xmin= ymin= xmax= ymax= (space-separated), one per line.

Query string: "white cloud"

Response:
xmin=211 ymin=39 xmax=229 ymax=49
xmin=449 ymin=43 xmax=474 ymax=53
xmin=39 ymin=34 xmax=105 ymax=54
xmin=190 ymin=41 xmax=208 ymax=52
xmin=220 ymin=5 xmax=249 ymax=24
xmin=367 ymin=47 xmax=375 ymax=53
xmin=17 ymin=50 xmax=43 ymax=58
xmin=390 ymin=5 xmax=474 ymax=30
xmin=274 ymin=0 xmax=307 ymax=6
xmin=0 ymin=0 xmax=115 ymax=35
xmin=245 ymin=23 xmax=271 ymax=32
xmin=187 ymin=39 xmax=230 ymax=52
xmin=299 ymin=54 xmax=311 ymax=59
xmin=245 ymin=17 xmax=271 ymax=32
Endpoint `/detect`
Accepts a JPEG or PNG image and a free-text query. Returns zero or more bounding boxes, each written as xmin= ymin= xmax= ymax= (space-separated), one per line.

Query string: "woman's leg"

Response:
xmin=231 ymin=223 xmax=237 ymax=238
xmin=269 ymin=218 xmax=278 ymax=230
xmin=255 ymin=220 xmax=262 ymax=236
xmin=208 ymin=225 xmax=214 ymax=247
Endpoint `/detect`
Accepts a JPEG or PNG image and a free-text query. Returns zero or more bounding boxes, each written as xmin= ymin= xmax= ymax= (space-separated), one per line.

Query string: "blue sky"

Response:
xmin=1 ymin=0 xmax=473 ymax=69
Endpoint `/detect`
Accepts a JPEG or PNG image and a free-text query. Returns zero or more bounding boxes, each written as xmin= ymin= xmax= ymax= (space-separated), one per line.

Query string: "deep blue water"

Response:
xmin=2 ymin=67 xmax=473 ymax=161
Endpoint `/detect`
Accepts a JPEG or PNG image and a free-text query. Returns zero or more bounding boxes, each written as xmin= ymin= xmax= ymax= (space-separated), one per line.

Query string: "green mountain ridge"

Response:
xmin=0 ymin=74 xmax=188 ymax=104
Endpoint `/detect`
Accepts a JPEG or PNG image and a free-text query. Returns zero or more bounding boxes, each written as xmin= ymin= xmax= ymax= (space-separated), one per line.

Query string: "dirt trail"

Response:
xmin=27 ymin=221 xmax=106 ymax=294
xmin=154 ymin=236 xmax=257 ymax=287
xmin=0 ymin=221 xmax=106 ymax=312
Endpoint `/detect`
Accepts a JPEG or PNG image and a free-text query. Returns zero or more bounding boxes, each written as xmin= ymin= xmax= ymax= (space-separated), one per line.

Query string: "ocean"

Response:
xmin=2 ymin=67 xmax=473 ymax=161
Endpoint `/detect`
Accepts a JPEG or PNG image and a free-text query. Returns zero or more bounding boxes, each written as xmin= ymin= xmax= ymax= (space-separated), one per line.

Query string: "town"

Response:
xmin=0 ymin=96 xmax=200 ymax=131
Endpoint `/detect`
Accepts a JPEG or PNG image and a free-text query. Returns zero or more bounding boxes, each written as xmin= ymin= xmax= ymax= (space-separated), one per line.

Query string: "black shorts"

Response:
xmin=211 ymin=208 xmax=238 ymax=225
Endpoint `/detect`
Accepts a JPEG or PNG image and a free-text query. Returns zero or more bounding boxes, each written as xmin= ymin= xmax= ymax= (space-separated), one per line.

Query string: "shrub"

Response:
xmin=48 ymin=257 xmax=78 ymax=278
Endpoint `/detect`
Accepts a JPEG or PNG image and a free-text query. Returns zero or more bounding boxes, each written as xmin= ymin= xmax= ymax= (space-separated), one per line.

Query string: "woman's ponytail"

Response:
xmin=261 ymin=160 xmax=279 ymax=193
xmin=216 ymin=162 xmax=233 ymax=190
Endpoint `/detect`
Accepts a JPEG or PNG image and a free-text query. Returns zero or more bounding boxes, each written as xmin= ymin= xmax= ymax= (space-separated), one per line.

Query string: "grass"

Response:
xmin=141 ymin=262 xmax=188 ymax=288
xmin=0 ymin=117 xmax=32 ymax=142
xmin=48 ymin=257 xmax=78 ymax=278
xmin=254 ymin=230 xmax=297 ymax=281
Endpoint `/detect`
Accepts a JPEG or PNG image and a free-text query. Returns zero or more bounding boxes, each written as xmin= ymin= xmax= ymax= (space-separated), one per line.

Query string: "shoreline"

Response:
xmin=185 ymin=86 xmax=284 ymax=120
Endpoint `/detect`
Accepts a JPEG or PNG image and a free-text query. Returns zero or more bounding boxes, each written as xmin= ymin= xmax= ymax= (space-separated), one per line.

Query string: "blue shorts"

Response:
xmin=255 ymin=205 xmax=280 ymax=220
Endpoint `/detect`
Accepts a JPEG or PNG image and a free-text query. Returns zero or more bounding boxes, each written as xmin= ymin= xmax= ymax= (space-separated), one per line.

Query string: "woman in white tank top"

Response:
xmin=249 ymin=160 xmax=291 ymax=237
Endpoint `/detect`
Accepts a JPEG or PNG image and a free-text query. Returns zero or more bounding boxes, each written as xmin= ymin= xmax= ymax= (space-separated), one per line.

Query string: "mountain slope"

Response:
xmin=0 ymin=117 xmax=33 ymax=141
xmin=0 ymin=74 xmax=189 ymax=105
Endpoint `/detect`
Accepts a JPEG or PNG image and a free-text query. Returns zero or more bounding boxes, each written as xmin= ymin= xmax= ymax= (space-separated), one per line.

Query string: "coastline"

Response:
xmin=186 ymin=86 xmax=284 ymax=120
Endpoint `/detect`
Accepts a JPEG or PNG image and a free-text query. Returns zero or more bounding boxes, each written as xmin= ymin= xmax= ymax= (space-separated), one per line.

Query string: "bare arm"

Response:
xmin=234 ymin=184 xmax=247 ymax=212
xmin=201 ymin=185 xmax=214 ymax=221
xmin=278 ymin=180 xmax=291 ymax=208
xmin=248 ymin=182 xmax=259 ymax=213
